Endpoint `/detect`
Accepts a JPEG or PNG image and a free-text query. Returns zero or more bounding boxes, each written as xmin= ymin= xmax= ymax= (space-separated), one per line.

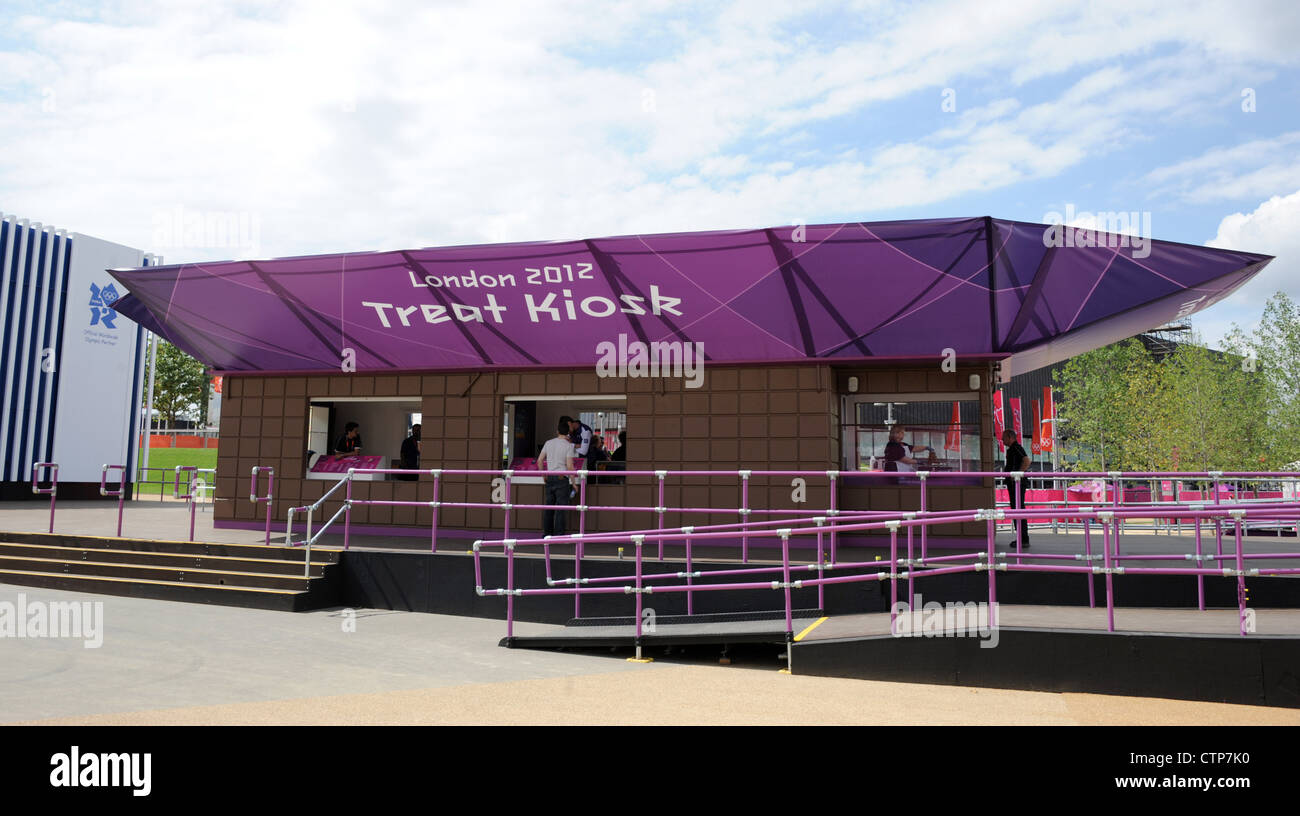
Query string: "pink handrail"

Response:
xmin=31 ymin=462 xmax=58 ymax=533
xmin=173 ymin=466 xmax=199 ymax=541
xmin=475 ymin=498 xmax=1300 ymax=645
xmin=250 ymin=466 xmax=275 ymax=545
xmin=99 ymin=464 xmax=127 ymax=537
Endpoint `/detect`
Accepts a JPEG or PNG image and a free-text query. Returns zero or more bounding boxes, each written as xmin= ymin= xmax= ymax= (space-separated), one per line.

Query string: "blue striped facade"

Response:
xmin=0 ymin=217 xmax=70 ymax=483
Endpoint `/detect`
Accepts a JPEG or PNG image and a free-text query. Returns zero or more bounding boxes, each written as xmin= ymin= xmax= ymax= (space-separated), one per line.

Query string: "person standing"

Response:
xmin=1002 ymin=429 xmax=1031 ymax=549
xmin=398 ymin=423 xmax=421 ymax=481
xmin=882 ymin=425 xmax=933 ymax=472
xmin=608 ymin=430 xmax=627 ymax=484
xmin=562 ymin=415 xmax=593 ymax=461
xmin=537 ymin=419 xmax=576 ymax=538
xmin=588 ymin=434 xmax=611 ymax=483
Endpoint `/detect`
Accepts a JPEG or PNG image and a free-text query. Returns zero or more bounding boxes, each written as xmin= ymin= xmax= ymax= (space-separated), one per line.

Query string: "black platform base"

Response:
xmin=793 ymin=629 xmax=1300 ymax=708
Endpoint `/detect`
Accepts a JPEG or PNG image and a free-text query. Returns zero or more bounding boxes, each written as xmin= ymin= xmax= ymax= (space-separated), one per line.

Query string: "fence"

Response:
xmin=473 ymin=497 xmax=1300 ymax=657
xmin=28 ymin=463 xmax=213 ymax=540
xmin=138 ymin=429 xmax=220 ymax=448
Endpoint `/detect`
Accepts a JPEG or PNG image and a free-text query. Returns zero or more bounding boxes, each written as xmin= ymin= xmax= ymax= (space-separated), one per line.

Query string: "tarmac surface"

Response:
xmin=2 ymin=583 xmax=1298 ymax=726
xmin=3 ymin=500 xmax=1300 ymax=725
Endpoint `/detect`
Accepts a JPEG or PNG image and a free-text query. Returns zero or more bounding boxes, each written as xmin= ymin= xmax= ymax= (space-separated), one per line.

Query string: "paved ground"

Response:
xmin=3 ymin=502 xmax=1299 ymax=724
xmin=3 ymin=583 xmax=1299 ymax=726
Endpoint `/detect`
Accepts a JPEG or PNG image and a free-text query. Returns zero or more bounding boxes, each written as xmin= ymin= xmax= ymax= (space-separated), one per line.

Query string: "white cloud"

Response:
xmin=1 ymin=0 xmax=1298 ymax=263
xmin=1188 ymin=189 xmax=1300 ymax=345
xmin=1143 ymin=132 xmax=1300 ymax=203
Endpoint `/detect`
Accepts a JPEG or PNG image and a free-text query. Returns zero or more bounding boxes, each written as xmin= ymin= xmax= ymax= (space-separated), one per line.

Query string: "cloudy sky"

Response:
xmin=2 ymin=0 xmax=1297 ymax=346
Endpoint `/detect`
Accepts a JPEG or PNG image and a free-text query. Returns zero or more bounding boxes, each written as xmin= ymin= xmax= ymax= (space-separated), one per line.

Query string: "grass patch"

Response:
xmin=135 ymin=448 xmax=220 ymax=495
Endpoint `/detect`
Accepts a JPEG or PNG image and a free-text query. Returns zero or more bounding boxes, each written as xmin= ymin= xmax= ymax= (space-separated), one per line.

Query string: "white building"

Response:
xmin=0 ymin=211 xmax=159 ymax=498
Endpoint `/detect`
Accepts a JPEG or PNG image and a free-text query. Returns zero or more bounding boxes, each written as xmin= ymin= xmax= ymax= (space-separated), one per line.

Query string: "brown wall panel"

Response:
xmin=212 ymin=362 xmax=990 ymax=538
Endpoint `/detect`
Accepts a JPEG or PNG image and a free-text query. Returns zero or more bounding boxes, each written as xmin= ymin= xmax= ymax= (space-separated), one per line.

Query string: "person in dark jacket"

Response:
xmin=333 ymin=422 xmax=363 ymax=457
xmin=398 ymin=424 xmax=421 ymax=481
xmin=1002 ymin=429 xmax=1030 ymax=550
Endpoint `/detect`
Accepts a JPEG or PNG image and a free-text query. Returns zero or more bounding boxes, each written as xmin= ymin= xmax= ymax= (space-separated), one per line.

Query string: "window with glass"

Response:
xmin=844 ymin=396 xmax=982 ymax=472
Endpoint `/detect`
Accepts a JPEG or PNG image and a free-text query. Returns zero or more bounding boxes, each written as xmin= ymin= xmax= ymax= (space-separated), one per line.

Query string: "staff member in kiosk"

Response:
xmin=333 ymin=422 xmax=363 ymax=458
xmin=882 ymin=425 xmax=933 ymax=473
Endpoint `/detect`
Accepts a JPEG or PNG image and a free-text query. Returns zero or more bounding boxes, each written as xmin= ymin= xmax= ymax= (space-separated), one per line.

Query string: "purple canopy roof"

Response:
xmin=108 ymin=217 xmax=1271 ymax=375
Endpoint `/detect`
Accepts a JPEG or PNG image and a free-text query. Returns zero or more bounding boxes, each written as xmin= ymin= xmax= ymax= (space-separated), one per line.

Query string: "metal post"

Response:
xmin=264 ymin=470 xmax=274 ymax=545
xmin=685 ymin=526 xmax=695 ymax=616
xmin=657 ymin=471 xmax=666 ymax=560
xmin=503 ymin=471 xmax=512 ymax=542
xmin=1174 ymin=479 xmax=1182 ymax=535
xmin=506 ymin=541 xmax=515 ymax=641
xmin=32 ymin=463 xmax=58 ymax=533
xmin=828 ymin=471 xmax=838 ymax=563
xmin=576 ymin=469 xmax=586 ymax=619
xmin=100 ymin=464 xmax=126 ymax=537
xmin=142 ymin=332 xmax=158 ymax=477
xmin=1111 ymin=472 xmax=1122 ymax=547
xmin=1194 ymin=510 xmax=1205 ymax=611
xmin=906 ymin=515 xmax=914 ymax=605
xmin=1012 ymin=473 xmax=1023 ymax=554
xmin=780 ymin=528 xmax=793 ymax=673
xmin=250 ymin=466 xmax=275 ymax=546
xmin=343 ymin=472 xmax=353 ymax=550
xmin=740 ymin=471 xmax=750 ymax=563
xmin=1233 ymin=512 xmax=1247 ymax=637
xmin=1083 ymin=514 xmax=1095 ymax=608
xmin=174 ymin=466 xmax=198 ymax=541
xmin=574 ymin=470 xmax=584 ymax=621
xmin=815 ymin=517 xmax=825 ymax=611
xmin=919 ymin=471 xmax=928 ymax=560
xmin=303 ymin=525 xmax=313 ymax=579
xmin=430 ymin=469 xmax=441 ymax=552
xmin=1212 ymin=473 xmax=1224 ymax=559
xmin=985 ymin=512 xmax=996 ymax=629
xmin=633 ymin=534 xmax=645 ymax=662
xmin=1101 ymin=513 xmax=1115 ymax=632
xmin=889 ymin=521 xmax=899 ymax=633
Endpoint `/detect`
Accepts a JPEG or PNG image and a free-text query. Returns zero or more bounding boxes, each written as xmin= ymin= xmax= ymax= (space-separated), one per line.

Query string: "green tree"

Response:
xmin=1161 ymin=340 xmax=1266 ymax=472
xmin=149 ymin=340 xmax=209 ymax=427
xmin=1225 ymin=292 xmax=1300 ymax=467
xmin=1054 ymin=338 xmax=1149 ymax=470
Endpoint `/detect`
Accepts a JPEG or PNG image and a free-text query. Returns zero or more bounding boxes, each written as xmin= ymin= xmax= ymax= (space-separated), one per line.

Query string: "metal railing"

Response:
xmin=30 ymin=462 xmax=58 ymax=533
xmin=473 ymin=497 xmax=1300 ymax=658
xmin=278 ymin=466 xmax=1300 ymax=562
xmin=250 ymin=466 xmax=275 ymax=546
xmin=100 ymin=464 xmax=127 ymax=537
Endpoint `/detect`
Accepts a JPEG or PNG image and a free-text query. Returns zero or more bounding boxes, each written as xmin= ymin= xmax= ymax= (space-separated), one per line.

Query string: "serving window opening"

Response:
xmin=306 ymin=396 xmax=421 ymax=480
xmin=844 ymin=396 xmax=982 ymax=473
xmin=503 ymin=394 xmax=627 ymax=481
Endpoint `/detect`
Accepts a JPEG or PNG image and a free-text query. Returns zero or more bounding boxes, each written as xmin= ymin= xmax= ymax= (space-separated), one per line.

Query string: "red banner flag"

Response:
xmin=1010 ymin=397 xmax=1022 ymax=441
xmin=993 ymin=390 xmax=1005 ymax=452
xmin=1031 ymin=400 xmax=1042 ymax=455
xmin=945 ymin=401 xmax=961 ymax=452
xmin=1041 ymin=386 xmax=1054 ymax=453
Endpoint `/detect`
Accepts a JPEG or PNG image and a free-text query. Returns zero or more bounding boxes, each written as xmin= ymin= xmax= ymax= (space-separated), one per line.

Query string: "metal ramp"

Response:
xmin=501 ymin=608 xmax=824 ymax=649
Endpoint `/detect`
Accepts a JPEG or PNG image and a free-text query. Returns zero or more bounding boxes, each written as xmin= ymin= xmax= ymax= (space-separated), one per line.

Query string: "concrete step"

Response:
xmin=0 ymin=568 xmax=308 ymax=611
xmin=0 ymin=541 xmax=332 ymax=576
xmin=0 ymin=532 xmax=343 ymax=611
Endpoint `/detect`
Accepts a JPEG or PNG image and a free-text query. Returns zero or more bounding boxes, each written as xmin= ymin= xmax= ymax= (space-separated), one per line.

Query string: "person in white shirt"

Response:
xmin=537 ymin=419 xmax=576 ymax=537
